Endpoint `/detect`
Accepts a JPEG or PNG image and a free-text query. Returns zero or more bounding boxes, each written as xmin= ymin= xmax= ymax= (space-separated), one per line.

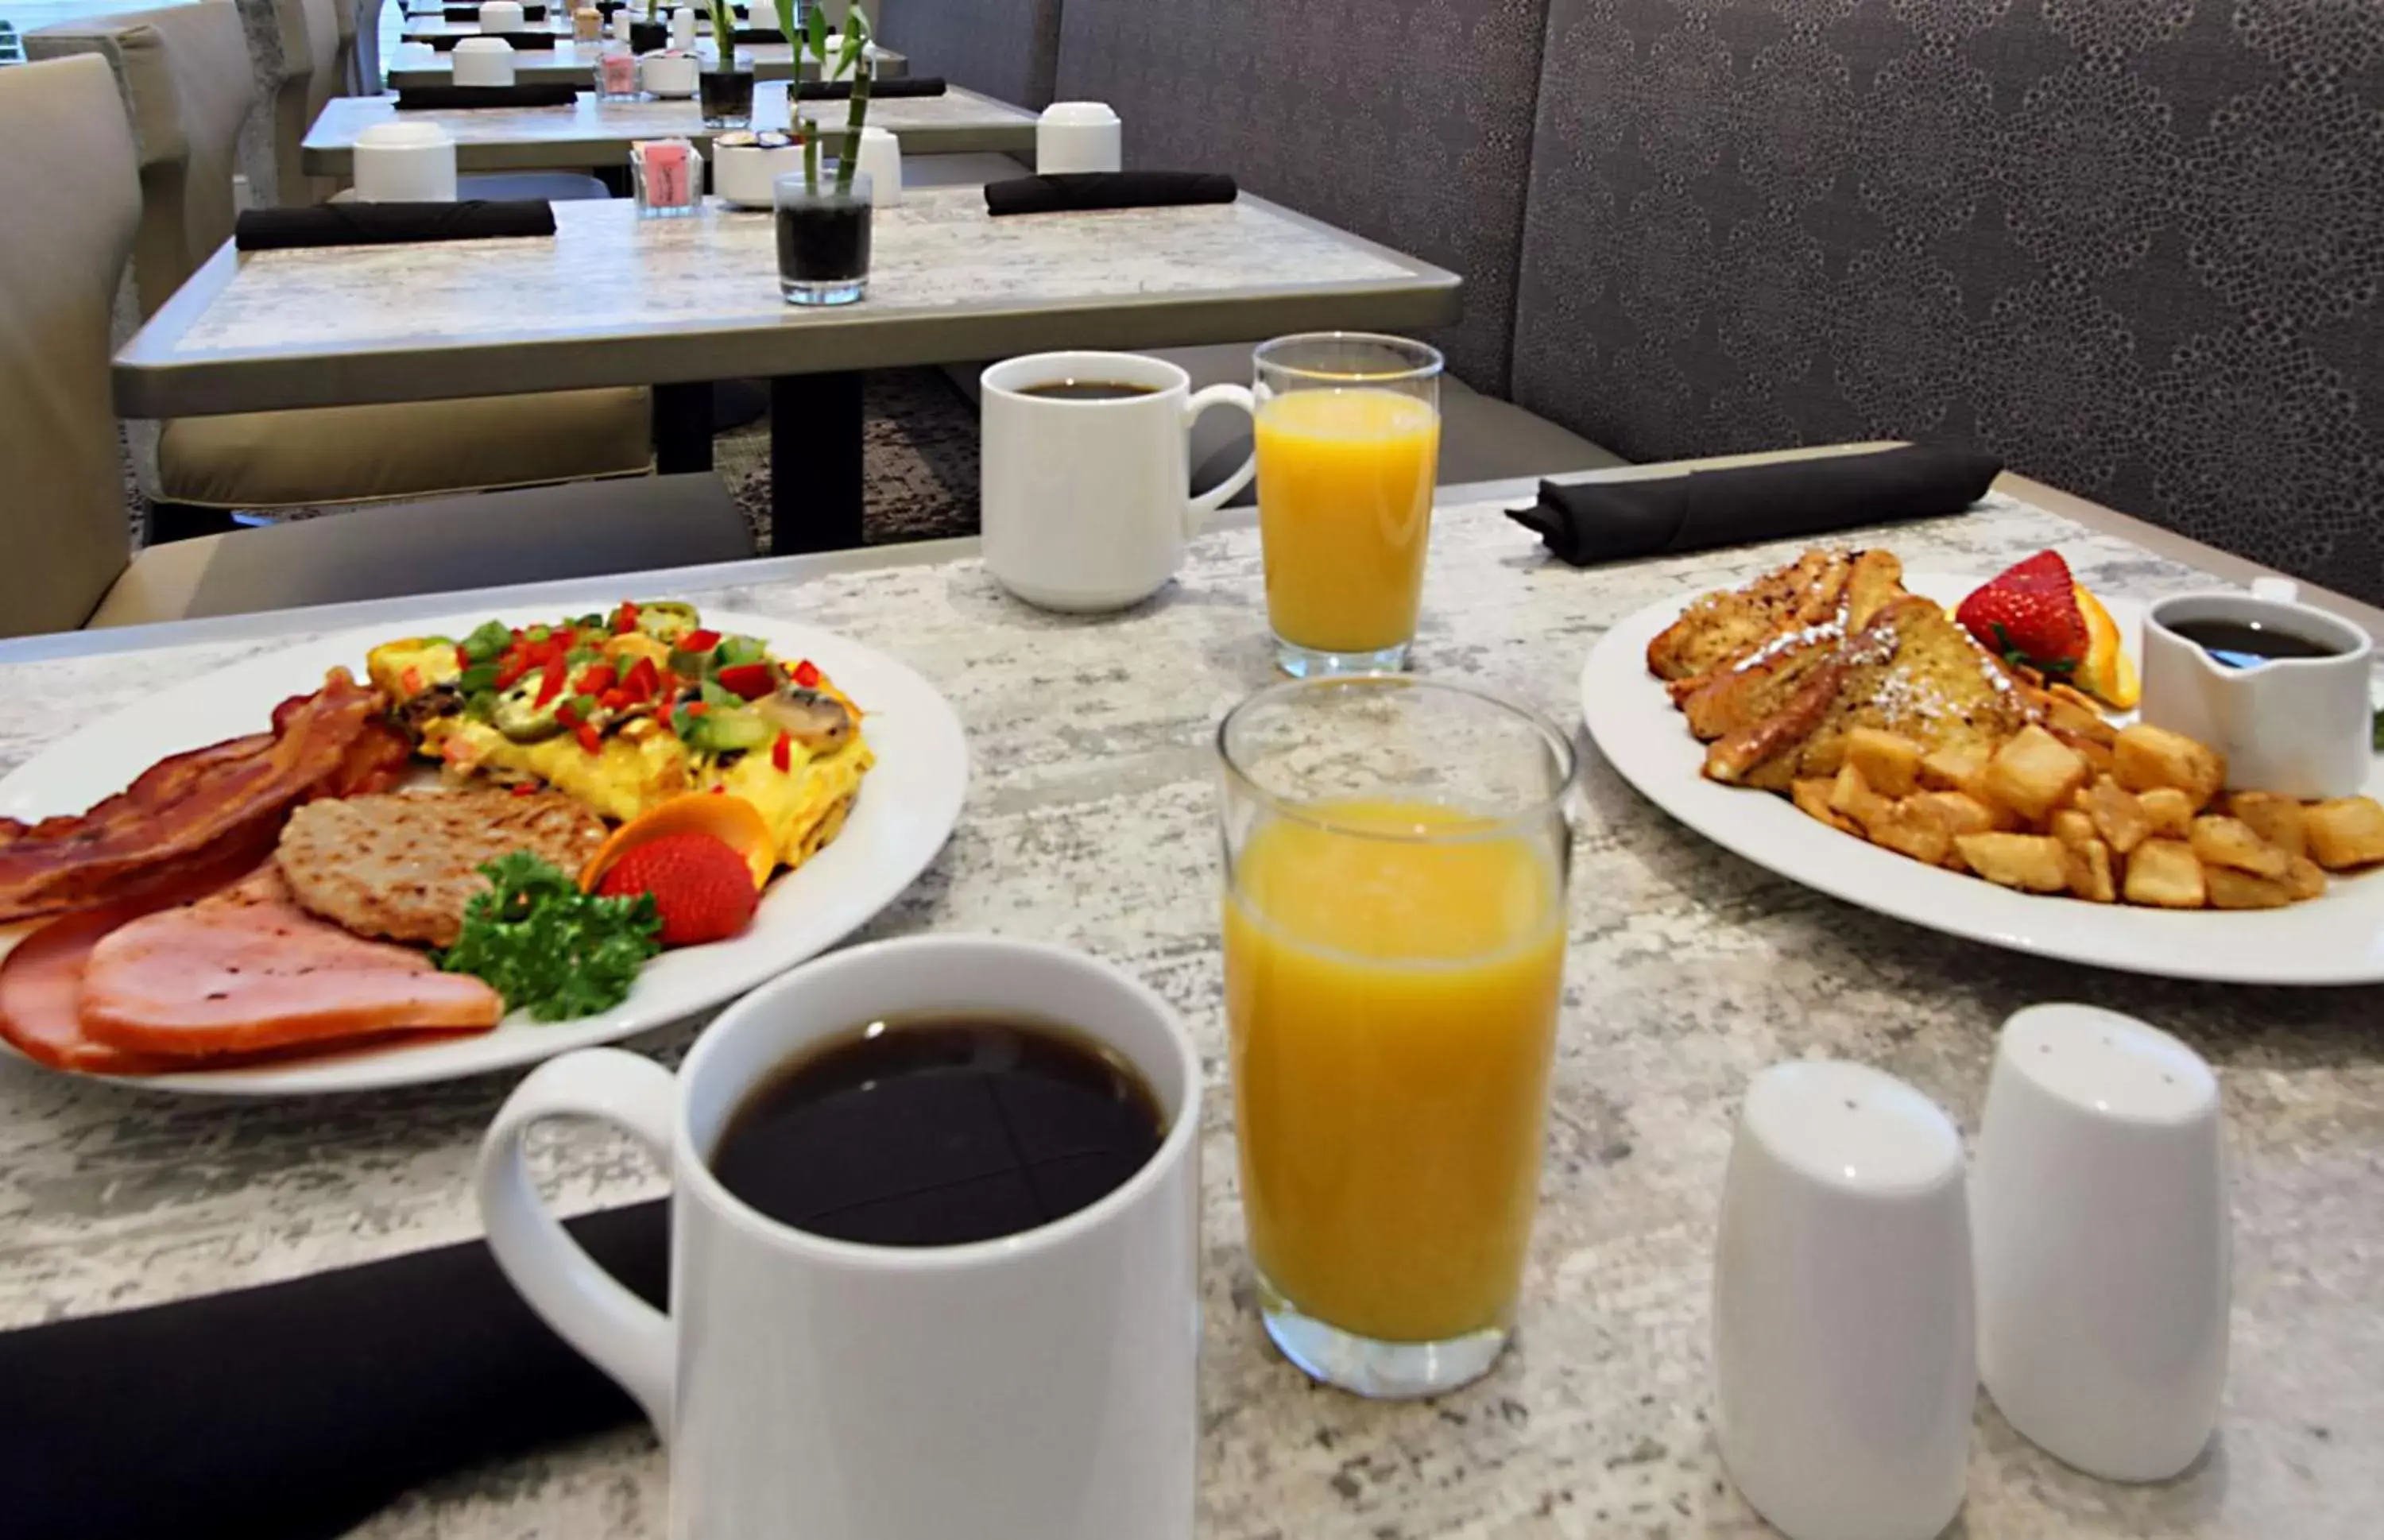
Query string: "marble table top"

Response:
xmin=303 ymin=84 xmax=1035 ymax=173
xmin=385 ymin=37 xmax=902 ymax=85
xmin=0 ymin=493 xmax=2374 ymax=1538
xmin=113 ymin=188 xmax=1458 ymax=416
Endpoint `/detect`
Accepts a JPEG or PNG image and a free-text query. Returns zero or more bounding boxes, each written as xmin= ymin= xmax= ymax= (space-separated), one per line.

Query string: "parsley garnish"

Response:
xmin=436 ymin=853 xmax=663 ymax=1021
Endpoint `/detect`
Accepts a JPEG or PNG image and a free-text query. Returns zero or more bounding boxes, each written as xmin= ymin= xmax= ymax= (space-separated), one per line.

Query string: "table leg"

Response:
xmin=651 ymin=383 xmax=714 ymax=475
xmin=768 ymin=373 xmax=865 ymax=555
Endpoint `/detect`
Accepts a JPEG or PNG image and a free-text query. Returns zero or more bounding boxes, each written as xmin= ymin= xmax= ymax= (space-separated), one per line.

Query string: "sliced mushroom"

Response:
xmin=755 ymin=686 xmax=854 ymax=752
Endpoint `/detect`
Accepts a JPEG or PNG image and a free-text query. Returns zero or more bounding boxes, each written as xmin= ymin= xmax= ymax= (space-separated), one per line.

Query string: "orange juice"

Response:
xmin=1253 ymin=389 xmax=1441 ymax=655
xmin=1223 ymin=799 xmax=1565 ymax=1342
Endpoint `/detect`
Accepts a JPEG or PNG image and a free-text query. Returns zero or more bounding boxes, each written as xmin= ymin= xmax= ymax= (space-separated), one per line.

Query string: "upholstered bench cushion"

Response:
xmin=90 ymin=471 xmax=752 ymax=628
xmin=157 ymin=388 xmax=656 ymax=511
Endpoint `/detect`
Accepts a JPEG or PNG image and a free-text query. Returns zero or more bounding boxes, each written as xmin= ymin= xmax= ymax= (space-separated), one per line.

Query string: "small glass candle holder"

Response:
xmin=631 ymin=137 xmax=704 ymax=218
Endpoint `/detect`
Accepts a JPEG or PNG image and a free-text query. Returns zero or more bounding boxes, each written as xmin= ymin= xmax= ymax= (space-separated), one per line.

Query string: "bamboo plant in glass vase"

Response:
xmin=699 ymin=0 xmax=752 ymax=127
xmin=772 ymin=2 xmax=877 ymax=305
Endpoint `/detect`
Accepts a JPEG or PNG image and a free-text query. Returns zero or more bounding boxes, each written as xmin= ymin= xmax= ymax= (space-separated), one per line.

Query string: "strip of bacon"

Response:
xmin=0 ymin=670 xmax=384 ymax=923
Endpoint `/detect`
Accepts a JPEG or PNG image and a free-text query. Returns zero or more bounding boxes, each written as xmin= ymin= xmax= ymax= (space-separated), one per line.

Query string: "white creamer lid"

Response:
xmin=1040 ymin=100 xmax=1119 ymax=125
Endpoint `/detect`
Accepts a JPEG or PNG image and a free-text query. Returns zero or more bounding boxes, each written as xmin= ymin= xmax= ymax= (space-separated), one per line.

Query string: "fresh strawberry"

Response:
xmin=594 ymin=831 xmax=758 ymax=946
xmin=1956 ymin=550 xmax=2088 ymax=676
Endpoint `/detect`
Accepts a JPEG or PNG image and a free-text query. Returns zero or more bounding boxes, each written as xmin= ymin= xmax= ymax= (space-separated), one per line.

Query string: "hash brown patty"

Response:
xmin=277 ymin=790 xmax=607 ymax=948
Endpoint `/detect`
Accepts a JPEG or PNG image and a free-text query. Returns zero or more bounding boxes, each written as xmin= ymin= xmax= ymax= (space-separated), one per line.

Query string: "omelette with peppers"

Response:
xmin=366 ymin=602 xmax=874 ymax=873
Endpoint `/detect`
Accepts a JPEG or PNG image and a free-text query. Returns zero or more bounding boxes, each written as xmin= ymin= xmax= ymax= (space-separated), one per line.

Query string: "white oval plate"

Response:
xmin=0 ymin=609 xmax=969 ymax=1093
xmin=1581 ymin=575 xmax=2384 ymax=985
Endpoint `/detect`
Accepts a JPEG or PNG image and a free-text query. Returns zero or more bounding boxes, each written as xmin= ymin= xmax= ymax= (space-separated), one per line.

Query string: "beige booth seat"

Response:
xmin=33 ymin=1 xmax=656 ymax=519
xmin=0 ymin=55 xmax=746 ymax=637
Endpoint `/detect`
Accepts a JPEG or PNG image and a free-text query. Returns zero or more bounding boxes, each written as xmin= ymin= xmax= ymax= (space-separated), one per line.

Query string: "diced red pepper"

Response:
xmin=401 ymin=667 xmax=424 ymax=697
xmin=575 ymin=722 xmax=602 ymax=754
xmin=772 ymin=732 xmax=792 ymax=772
xmin=511 ymin=783 xmax=539 ymax=798
xmin=600 ymin=688 xmax=631 ymax=712
xmin=534 ymin=656 xmax=568 ymax=707
xmin=556 ymin=702 xmax=579 ymax=728
xmin=622 ymin=657 xmax=661 ymax=701
xmin=685 ymin=702 xmax=709 ymax=718
xmin=717 ymin=663 xmax=776 ymax=700
xmin=576 ymin=663 xmax=617 ymax=695
xmin=678 ymin=629 xmax=722 ymax=655
xmin=613 ymin=600 xmax=640 ymax=635
xmin=793 ymin=659 xmax=822 ymax=688
xmin=455 ymin=646 xmax=473 ymax=671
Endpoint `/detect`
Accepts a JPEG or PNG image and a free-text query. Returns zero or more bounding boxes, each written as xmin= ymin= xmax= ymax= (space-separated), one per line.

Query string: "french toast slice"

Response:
xmin=1674 ymin=551 xmax=1910 ymax=738
xmin=1647 ymin=549 xmax=1850 ymax=686
xmin=1704 ymin=595 xmax=2042 ymax=792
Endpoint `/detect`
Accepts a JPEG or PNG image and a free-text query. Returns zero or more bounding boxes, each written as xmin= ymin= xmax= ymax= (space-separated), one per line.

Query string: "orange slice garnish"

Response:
xmin=582 ymin=793 xmax=776 ymax=892
xmin=2073 ymin=582 xmax=2140 ymax=710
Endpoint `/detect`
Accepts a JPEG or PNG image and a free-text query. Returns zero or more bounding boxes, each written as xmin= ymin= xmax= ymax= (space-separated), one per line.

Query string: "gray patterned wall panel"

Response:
xmin=1055 ymin=0 xmax=1554 ymax=393
xmin=874 ymin=0 xmax=1062 ymax=110
xmin=1512 ymin=0 xmax=2384 ymax=601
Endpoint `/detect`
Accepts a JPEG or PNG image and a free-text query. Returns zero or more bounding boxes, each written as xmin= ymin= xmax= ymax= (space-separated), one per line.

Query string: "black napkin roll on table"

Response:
xmin=0 ymin=1199 xmax=666 ymax=1540
xmin=985 ymin=170 xmax=1239 ymax=216
xmin=425 ymin=29 xmax=564 ymax=50
xmin=234 ymin=200 xmax=558 ymax=250
xmin=1507 ymin=445 xmax=2003 ymax=567
xmin=442 ymin=2 xmax=547 ymax=17
xmin=729 ymin=25 xmax=788 ymax=42
xmin=795 ymin=75 xmax=947 ymax=100
xmin=393 ymin=82 xmax=581 ymax=110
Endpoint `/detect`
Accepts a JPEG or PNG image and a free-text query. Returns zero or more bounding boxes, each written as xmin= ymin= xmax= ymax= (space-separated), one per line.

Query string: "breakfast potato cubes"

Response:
xmin=2305 ymin=797 xmax=2384 ymax=870
xmin=1983 ymin=726 xmax=2090 ymax=825
xmin=2113 ymin=724 xmax=2226 ymax=810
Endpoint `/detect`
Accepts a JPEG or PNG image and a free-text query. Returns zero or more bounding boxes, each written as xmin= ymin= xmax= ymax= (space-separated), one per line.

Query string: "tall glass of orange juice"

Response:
xmin=1217 ymin=676 xmax=1574 ymax=1397
xmin=1251 ymin=334 xmax=1443 ymax=678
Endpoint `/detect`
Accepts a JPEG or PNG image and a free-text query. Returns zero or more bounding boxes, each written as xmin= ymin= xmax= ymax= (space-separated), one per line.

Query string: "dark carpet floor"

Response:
xmin=123 ymin=368 xmax=985 ymax=555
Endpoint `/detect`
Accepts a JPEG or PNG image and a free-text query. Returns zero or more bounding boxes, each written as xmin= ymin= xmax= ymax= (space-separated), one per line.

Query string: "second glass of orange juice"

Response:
xmin=1218 ymin=676 xmax=1574 ymax=1397
xmin=1251 ymin=334 xmax=1442 ymax=677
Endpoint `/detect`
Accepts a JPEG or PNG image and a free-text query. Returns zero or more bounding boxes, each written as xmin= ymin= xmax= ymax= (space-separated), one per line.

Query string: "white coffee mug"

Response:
xmin=476 ymin=935 xmax=1202 ymax=1540
xmin=2140 ymin=582 xmax=2374 ymax=799
xmin=451 ymin=36 xmax=517 ymax=87
xmin=641 ymin=48 xmax=699 ymax=96
xmin=352 ymin=121 xmax=459 ymax=201
xmin=1037 ymin=100 xmax=1122 ymax=174
xmin=981 ymin=350 xmax=1256 ymax=612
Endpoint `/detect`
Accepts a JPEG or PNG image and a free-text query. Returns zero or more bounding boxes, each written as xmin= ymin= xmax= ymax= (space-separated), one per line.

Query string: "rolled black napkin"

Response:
xmin=985 ymin=170 xmax=1238 ymax=216
xmin=729 ymin=25 xmax=788 ymax=42
xmin=234 ymin=199 xmax=558 ymax=250
xmin=424 ymin=29 xmax=563 ymax=48
xmin=440 ymin=2 xmax=547 ymax=17
xmin=0 ymin=1199 xmax=664 ymax=1540
xmin=1507 ymin=445 xmax=2003 ymax=567
xmin=393 ymin=82 xmax=581 ymax=110
xmin=795 ymin=74 xmax=947 ymax=100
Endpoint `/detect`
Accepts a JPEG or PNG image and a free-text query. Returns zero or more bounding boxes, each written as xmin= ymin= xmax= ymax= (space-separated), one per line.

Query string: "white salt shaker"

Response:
xmin=853 ymin=126 xmax=901 ymax=207
xmin=1036 ymin=100 xmax=1121 ymax=174
xmin=669 ymin=4 xmax=695 ymax=50
xmin=478 ymin=0 xmax=526 ymax=30
xmin=1713 ymin=1061 xmax=1974 ymax=1540
xmin=352 ymin=121 xmax=459 ymax=202
xmin=1973 ymin=1004 xmax=2228 ymax=1481
xmin=451 ymin=36 xmax=517 ymax=87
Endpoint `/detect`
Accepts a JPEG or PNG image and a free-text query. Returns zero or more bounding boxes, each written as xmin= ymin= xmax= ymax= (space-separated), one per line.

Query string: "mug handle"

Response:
xmin=1183 ymin=383 xmax=1258 ymax=532
xmin=476 ymin=1048 xmax=679 ymax=1439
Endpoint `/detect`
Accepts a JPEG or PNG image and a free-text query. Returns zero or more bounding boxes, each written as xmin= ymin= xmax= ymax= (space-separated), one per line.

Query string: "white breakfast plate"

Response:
xmin=1581 ymin=574 xmax=2384 ymax=985
xmin=0 ymin=609 xmax=969 ymax=1093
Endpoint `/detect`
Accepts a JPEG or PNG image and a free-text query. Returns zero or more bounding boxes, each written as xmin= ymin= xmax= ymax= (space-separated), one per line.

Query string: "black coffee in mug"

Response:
xmin=1017 ymin=380 xmax=1161 ymax=401
xmin=708 ymin=1016 xmax=1166 ymax=1246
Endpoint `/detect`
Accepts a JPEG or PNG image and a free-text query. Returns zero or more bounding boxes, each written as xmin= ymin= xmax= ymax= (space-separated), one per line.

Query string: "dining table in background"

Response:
xmin=383 ymin=38 xmax=907 ymax=87
xmin=303 ymin=84 xmax=1039 ymax=176
xmin=397 ymin=17 xmax=572 ymax=43
xmin=112 ymin=188 xmax=1461 ymax=554
xmin=0 ymin=464 xmax=2376 ymax=1538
